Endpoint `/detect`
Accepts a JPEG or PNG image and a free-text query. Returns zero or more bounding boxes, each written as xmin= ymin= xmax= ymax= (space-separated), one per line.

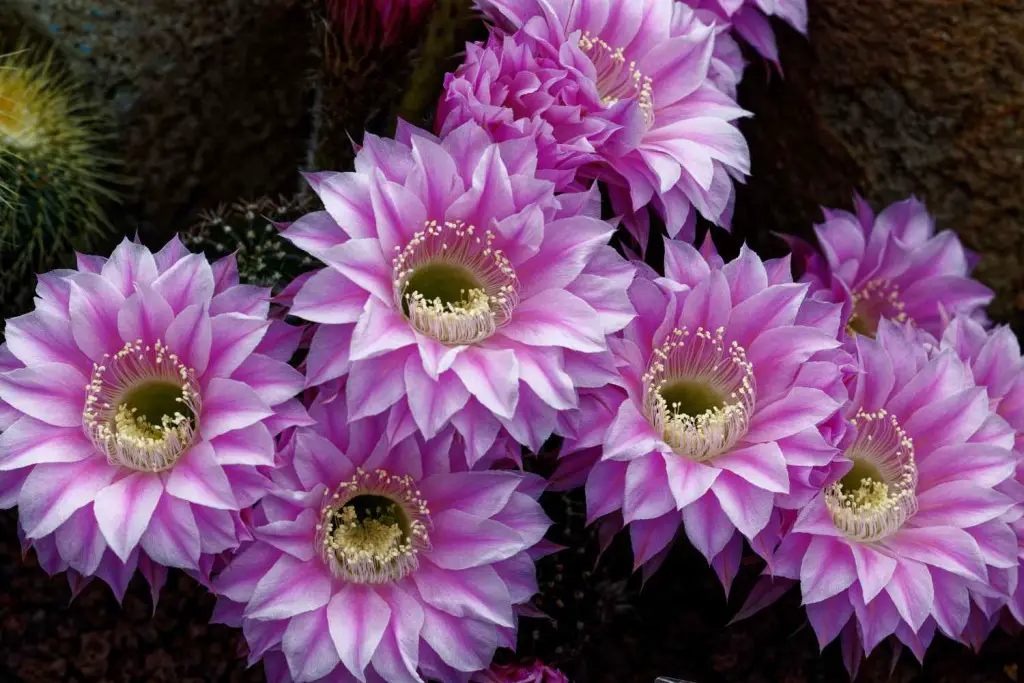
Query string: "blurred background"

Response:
xmin=0 ymin=0 xmax=1021 ymax=681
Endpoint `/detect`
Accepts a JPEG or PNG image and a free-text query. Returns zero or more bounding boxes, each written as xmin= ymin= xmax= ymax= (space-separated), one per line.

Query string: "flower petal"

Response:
xmin=451 ymin=348 xmax=519 ymax=420
xmin=327 ymin=584 xmax=391 ymax=682
xmin=166 ymin=441 xmax=239 ymax=510
xmin=19 ymin=458 xmax=116 ymax=539
xmin=140 ymin=494 xmax=201 ymax=569
xmin=246 ymin=554 xmax=333 ymax=620
xmin=713 ymin=441 xmax=790 ymax=494
xmin=201 ymin=378 xmax=274 ymax=441
xmin=94 ymin=472 xmax=164 ymax=562
xmin=282 ymin=607 xmax=341 ymax=683
xmin=499 ymin=290 xmax=606 ymax=353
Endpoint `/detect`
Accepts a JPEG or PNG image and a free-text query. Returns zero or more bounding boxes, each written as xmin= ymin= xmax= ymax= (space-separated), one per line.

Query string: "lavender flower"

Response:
xmin=212 ymin=379 xmax=550 ymax=683
xmin=452 ymin=0 xmax=751 ymax=246
xmin=788 ymin=196 xmax=993 ymax=339
xmin=0 ymin=237 xmax=308 ymax=601
xmin=281 ymin=121 xmax=634 ymax=463
xmin=561 ymin=237 xmax=849 ymax=591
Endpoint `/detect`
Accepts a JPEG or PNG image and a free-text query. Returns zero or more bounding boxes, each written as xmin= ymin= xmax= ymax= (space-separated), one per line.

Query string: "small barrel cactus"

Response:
xmin=184 ymin=194 xmax=317 ymax=292
xmin=0 ymin=42 xmax=116 ymax=316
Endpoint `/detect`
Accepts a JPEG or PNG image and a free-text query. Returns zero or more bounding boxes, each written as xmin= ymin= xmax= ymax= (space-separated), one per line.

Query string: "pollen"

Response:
xmin=846 ymin=278 xmax=910 ymax=338
xmin=577 ymin=31 xmax=655 ymax=128
xmin=316 ymin=468 xmax=431 ymax=584
xmin=642 ymin=326 xmax=755 ymax=462
xmin=393 ymin=219 xmax=518 ymax=345
xmin=825 ymin=409 xmax=918 ymax=542
xmin=84 ymin=339 xmax=201 ymax=472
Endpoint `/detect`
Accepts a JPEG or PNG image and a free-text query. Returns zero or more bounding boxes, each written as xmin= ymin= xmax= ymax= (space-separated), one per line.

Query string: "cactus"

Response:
xmin=0 ymin=42 xmax=116 ymax=317
xmin=184 ymin=195 xmax=318 ymax=292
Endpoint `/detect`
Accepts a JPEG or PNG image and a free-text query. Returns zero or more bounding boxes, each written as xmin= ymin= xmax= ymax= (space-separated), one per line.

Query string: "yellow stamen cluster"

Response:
xmin=642 ymin=326 xmax=755 ymax=462
xmin=84 ymin=339 xmax=200 ymax=472
xmin=392 ymin=219 xmax=518 ymax=345
xmin=825 ymin=409 xmax=918 ymax=542
xmin=846 ymin=278 xmax=909 ymax=337
xmin=316 ymin=468 xmax=431 ymax=584
xmin=577 ymin=31 xmax=655 ymax=128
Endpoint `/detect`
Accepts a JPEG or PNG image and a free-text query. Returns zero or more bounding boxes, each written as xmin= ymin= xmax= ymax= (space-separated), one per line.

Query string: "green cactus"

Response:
xmin=184 ymin=195 xmax=318 ymax=292
xmin=0 ymin=42 xmax=116 ymax=316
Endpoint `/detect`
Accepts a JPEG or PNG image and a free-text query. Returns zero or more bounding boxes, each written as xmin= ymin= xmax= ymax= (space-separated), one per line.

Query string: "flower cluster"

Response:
xmin=0 ymin=1 xmax=1020 ymax=682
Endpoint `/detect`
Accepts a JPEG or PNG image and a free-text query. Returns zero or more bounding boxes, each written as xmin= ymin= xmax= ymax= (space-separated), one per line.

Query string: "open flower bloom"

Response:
xmin=212 ymin=379 xmax=550 ymax=683
xmin=753 ymin=321 xmax=1018 ymax=676
xmin=461 ymin=0 xmax=751 ymax=246
xmin=787 ymin=195 xmax=993 ymax=340
xmin=0 ymin=237 xmax=308 ymax=600
xmin=281 ymin=121 xmax=635 ymax=463
xmin=939 ymin=315 xmax=1024 ymax=645
xmin=686 ymin=0 xmax=808 ymax=68
xmin=563 ymin=238 xmax=848 ymax=590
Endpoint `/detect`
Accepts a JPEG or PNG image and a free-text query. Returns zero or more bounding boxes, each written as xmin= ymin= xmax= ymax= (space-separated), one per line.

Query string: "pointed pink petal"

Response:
xmin=55 ymin=506 xmax=107 ymax=575
xmin=231 ymin=354 xmax=304 ymax=407
xmin=290 ymin=267 xmax=368 ymax=324
xmin=349 ymin=298 xmax=417 ymax=362
xmin=414 ymin=561 xmax=513 ymax=627
xmin=117 ymin=284 xmax=174 ymax=347
xmin=321 ymin=239 xmax=392 ymax=302
xmin=327 ymin=584 xmax=391 ymax=682
xmin=913 ymin=481 xmax=1013 ymax=529
xmin=882 ymin=527 xmax=987 ymax=582
xmin=19 ymin=458 xmax=116 ymax=538
xmin=404 ymin=357 xmax=470 ymax=439
xmin=451 ymin=347 xmax=519 ymax=420
xmin=305 ymin=324 xmax=353 ymax=387
xmin=603 ymin=400 xmax=661 ymax=461
xmin=500 ymin=290 xmax=606 ymax=353
xmin=206 ymin=313 xmax=270 ymax=380
xmin=806 ymin=593 xmax=854 ymax=650
xmin=420 ymin=605 xmax=496 ymax=672
xmin=139 ymin=493 xmax=201 ymax=569
xmin=663 ymin=453 xmax=720 ymax=509
xmin=801 ymin=536 xmax=856 ymax=604
xmin=682 ymin=492 xmax=733 ymax=562
xmin=347 ymin=354 xmax=411 ymax=420
xmin=711 ymin=471 xmax=774 ymax=539
xmin=283 ymin=606 xmax=342 ymax=682
xmin=101 ymin=239 xmax=158 ymax=295
xmin=714 ymin=441 xmax=790 ymax=494
xmin=201 ymin=378 xmax=274 ymax=440
xmin=165 ymin=303 xmax=212 ymax=375
xmin=152 ymin=253 xmax=216 ymax=314
xmin=94 ymin=472 xmax=164 ymax=562
xmin=849 ymin=543 xmax=898 ymax=604
xmin=166 ymin=441 xmax=238 ymax=510
xmin=884 ymin=560 xmax=933 ymax=632
xmin=211 ymin=423 xmax=275 ymax=467
xmin=246 ymin=554 xmax=333 ymax=620
xmin=744 ymin=387 xmax=840 ymax=443
xmin=429 ymin=509 xmax=526 ymax=570
xmin=630 ymin=513 xmax=679 ymax=569
xmin=0 ymin=418 xmax=93 ymax=471
xmin=623 ymin=452 xmax=676 ymax=522
xmin=0 ymin=363 xmax=88 ymax=428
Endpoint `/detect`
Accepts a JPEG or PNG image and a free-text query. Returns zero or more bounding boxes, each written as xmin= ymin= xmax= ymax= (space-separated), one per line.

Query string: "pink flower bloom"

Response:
xmin=938 ymin=315 xmax=1024 ymax=646
xmin=456 ymin=0 xmax=751 ymax=246
xmin=788 ymin=195 xmax=993 ymax=340
xmin=476 ymin=660 xmax=570 ymax=683
xmin=0 ymin=237 xmax=308 ymax=601
xmin=686 ymin=0 xmax=808 ymax=68
xmin=281 ymin=121 xmax=635 ymax=463
xmin=560 ymin=237 xmax=849 ymax=591
xmin=752 ymin=320 xmax=1018 ymax=676
xmin=212 ymin=379 xmax=550 ymax=683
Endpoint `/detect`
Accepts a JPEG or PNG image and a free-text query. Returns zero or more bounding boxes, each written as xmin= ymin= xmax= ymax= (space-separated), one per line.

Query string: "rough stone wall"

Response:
xmin=732 ymin=0 xmax=1024 ymax=333
xmin=7 ymin=0 xmax=314 ymax=242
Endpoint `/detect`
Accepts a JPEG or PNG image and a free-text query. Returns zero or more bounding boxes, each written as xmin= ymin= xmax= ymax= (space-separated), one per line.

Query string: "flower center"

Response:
xmin=577 ymin=31 xmax=655 ymax=128
xmin=642 ymin=327 xmax=755 ymax=462
xmin=846 ymin=279 xmax=909 ymax=338
xmin=84 ymin=340 xmax=201 ymax=472
xmin=393 ymin=219 xmax=518 ymax=345
xmin=825 ymin=409 xmax=917 ymax=542
xmin=316 ymin=468 xmax=431 ymax=584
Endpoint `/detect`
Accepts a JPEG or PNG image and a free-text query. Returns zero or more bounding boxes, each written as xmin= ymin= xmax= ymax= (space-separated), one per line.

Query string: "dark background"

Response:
xmin=0 ymin=0 xmax=1022 ymax=681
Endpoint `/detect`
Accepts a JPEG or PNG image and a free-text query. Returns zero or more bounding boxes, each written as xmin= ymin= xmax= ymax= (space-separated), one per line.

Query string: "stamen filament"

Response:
xmin=642 ymin=326 xmax=755 ymax=462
